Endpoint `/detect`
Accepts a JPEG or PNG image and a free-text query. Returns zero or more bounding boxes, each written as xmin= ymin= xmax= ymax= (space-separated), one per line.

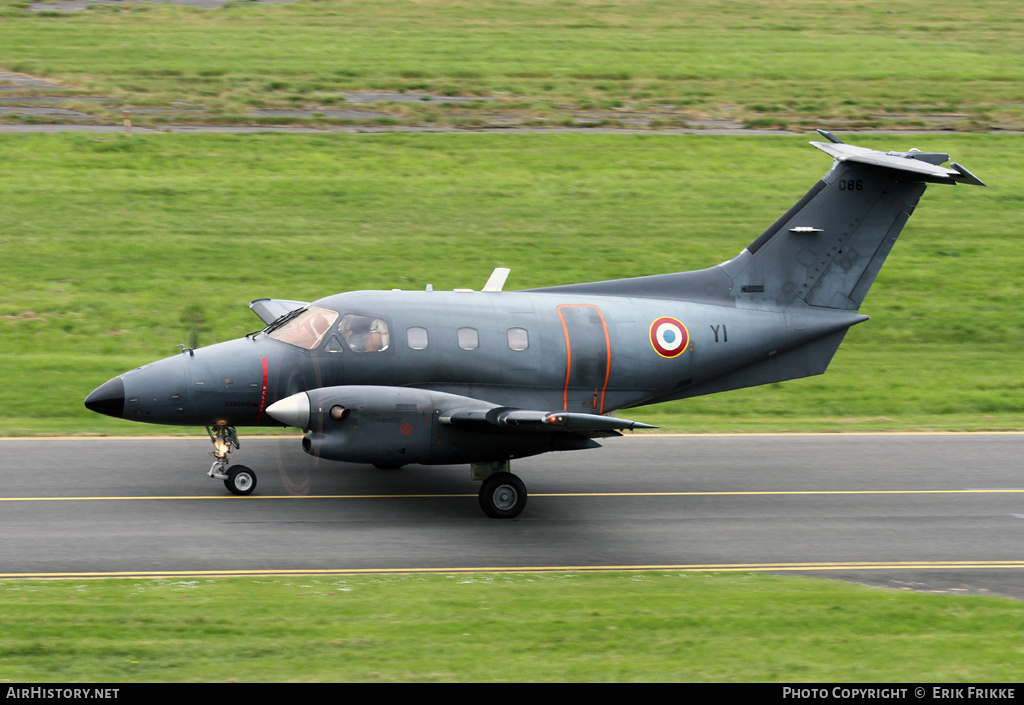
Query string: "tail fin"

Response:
xmin=530 ymin=134 xmax=984 ymax=310
xmin=722 ymin=133 xmax=985 ymax=311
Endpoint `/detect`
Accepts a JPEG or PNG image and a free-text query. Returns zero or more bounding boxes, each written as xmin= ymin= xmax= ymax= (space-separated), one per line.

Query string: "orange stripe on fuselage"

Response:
xmin=556 ymin=305 xmax=611 ymax=414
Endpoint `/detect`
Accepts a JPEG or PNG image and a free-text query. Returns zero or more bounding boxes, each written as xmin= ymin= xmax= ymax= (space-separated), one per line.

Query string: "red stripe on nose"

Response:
xmin=254 ymin=357 xmax=268 ymax=422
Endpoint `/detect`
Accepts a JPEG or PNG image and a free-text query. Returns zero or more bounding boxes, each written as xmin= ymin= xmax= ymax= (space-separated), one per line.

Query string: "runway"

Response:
xmin=2 ymin=433 xmax=1023 ymax=599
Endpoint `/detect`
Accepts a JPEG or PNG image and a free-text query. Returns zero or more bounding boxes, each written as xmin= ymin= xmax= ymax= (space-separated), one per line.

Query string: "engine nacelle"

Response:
xmin=300 ymin=386 xmax=436 ymax=465
xmin=270 ymin=385 xmax=572 ymax=466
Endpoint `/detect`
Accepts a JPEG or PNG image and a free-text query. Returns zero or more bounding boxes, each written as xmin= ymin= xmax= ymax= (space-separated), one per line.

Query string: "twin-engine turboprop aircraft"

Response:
xmin=85 ymin=131 xmax=983 ymax=518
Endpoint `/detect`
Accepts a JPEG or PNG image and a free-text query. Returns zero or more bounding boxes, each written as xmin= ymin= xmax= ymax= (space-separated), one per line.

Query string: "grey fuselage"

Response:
xmin=107 ymin=287 xmax=863 ymax=429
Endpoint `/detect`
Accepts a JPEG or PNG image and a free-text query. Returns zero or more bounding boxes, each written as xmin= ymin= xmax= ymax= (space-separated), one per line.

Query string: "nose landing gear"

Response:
xmin=206 ymin=425 xmax=257 ymax=495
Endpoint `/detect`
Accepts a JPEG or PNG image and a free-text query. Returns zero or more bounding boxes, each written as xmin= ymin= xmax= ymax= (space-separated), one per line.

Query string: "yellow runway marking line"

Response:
xmin=4 ymin=560 xmax=1024 ymax=581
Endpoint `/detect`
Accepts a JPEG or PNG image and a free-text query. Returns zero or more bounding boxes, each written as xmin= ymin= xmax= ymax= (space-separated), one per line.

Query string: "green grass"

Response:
xmin=1 ymin=0 xmax=1023 ymax=130
xmin=1 ymin=131 xmax=1020 ymax=435
xmin=2 ymin=572 xmax=1023 ymax=682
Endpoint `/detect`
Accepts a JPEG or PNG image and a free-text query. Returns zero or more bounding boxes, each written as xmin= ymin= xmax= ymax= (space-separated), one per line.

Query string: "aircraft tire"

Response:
xmin=224 ymin=465 xmax=257 ymax=495
xmin=479 ymin=472 xmax=527 ymax=519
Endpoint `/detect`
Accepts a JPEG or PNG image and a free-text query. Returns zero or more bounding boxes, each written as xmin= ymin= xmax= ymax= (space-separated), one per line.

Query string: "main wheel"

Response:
xmin=479 ymin=472 xmax=527 ymax=519
xmin=224 ymin=465 xmax=257 ymax=495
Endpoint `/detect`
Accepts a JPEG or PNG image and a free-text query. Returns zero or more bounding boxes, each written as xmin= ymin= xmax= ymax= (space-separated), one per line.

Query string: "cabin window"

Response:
xmin=266 ymin=306 xmax=339 ymax=350
xmin=507 ymin=327 xmax=529 ymax=351
xmin=338 ymin=314 xmax=390 ymax=352
xmin=407 ymin=326 xmax=429 ymax=350
xmin=458 ymin=327 xmax=479 ymax=351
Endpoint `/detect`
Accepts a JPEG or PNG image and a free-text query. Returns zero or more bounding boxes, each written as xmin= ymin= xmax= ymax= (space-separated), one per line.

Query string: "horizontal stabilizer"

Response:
xmin=811 ymin=141 xmax=986 ymax=186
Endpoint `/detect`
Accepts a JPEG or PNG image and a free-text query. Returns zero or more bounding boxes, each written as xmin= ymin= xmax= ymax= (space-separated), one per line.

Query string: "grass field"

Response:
xmin=0 ymin=131 xmax=1020 ymax=435
xmin=1 ymin=0 xmax=1023 ymax=130
xmin=3 ymin=572 xmax=1024 ymax=682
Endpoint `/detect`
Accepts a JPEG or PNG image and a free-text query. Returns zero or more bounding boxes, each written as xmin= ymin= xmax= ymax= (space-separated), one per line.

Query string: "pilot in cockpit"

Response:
xmin=339 ymin=315 xmax=389 ymax=353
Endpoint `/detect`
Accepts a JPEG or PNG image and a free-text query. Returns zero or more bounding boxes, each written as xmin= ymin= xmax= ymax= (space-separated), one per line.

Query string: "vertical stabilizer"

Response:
xmin=526 ymin=136 xmax=983 ymax=310
xmin=721 ymin=138 xmax=984 ymax=311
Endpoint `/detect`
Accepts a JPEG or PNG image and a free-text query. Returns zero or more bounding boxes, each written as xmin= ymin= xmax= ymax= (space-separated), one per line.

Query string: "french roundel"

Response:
xmin=649 ymin=317 xmax=689 ymax=358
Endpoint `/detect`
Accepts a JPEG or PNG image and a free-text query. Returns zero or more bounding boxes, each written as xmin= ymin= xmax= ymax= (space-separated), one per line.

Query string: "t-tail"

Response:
xmin=537 ymin=130 xmax=984 ymax=309
xmin=533 ymin=131 xmax=984 ymax=400
xmin=720 ymin=130 xmax=984 ymax=312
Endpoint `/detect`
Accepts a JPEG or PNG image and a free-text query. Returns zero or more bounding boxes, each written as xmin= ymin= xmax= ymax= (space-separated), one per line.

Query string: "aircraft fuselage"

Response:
xmin=97 ymin=288 xmax=864 ymax=430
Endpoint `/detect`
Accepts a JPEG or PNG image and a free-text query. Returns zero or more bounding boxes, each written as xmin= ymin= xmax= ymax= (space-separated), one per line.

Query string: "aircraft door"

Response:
xmin=309 ymin=333 xmax=345 ymax=389
xmin=557 ymin=304 xmax=611 ymax=413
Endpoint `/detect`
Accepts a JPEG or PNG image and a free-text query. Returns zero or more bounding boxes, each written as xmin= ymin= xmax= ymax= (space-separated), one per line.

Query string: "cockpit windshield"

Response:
xmin=265 ymin=306 xmax=339 ymax=350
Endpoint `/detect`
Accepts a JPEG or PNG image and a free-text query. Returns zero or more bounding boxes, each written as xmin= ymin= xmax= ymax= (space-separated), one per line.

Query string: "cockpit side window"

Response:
xmin=339 ymin=314 xmax=390 ymax=352
xmin=265 ymin=306 xmax=339 ymax=350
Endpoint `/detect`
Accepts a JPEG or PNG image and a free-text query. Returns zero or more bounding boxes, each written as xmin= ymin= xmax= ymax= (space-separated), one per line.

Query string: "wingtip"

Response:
xmin=950 ymin=162 xmax=986 ymax=187
xmin=815 ymin=128 xmax=844 ymax=144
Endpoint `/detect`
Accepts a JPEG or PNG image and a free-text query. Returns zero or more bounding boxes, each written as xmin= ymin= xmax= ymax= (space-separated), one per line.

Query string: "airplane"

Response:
xmin=84 ymin=131 xmax=984 ymax=518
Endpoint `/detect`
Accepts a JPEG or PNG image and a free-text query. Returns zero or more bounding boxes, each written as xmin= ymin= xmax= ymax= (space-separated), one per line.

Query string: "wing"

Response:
xmin=265 ymin=385 xmax=657 ymax=465
xmin=249 ymin=298 xmax=311 ymax=325
xmin=439 ymin=407 xmax=657 ymax=436
xmin=267 ymin=386 xmax=656 ymax=436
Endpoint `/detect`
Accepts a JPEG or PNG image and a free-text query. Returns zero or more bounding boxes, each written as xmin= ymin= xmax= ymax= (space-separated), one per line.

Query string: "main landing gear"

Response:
xmin=206 ymin=425 xmax=257 ymax=496
xmin=473 ymin=461 xmax=527 ymax=519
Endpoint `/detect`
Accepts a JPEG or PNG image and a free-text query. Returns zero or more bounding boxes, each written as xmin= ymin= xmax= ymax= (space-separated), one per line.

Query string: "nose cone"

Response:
xmin=266 ymin=392 xmax=310 ymax=429
xmin=84 ymin=377 xmax=125 ymax=418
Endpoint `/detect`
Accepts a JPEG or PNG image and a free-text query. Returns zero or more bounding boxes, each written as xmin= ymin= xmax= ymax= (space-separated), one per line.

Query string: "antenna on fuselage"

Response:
xmin=483 ymin=267 xmax=510 ymax=292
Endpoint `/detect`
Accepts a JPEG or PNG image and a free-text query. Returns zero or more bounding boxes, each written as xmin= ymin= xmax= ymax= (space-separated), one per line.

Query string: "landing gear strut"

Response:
xmin=206 ymin=425 xmax=257 ymax=495
xmin=473 ymin=461 xmax=527 ymax=519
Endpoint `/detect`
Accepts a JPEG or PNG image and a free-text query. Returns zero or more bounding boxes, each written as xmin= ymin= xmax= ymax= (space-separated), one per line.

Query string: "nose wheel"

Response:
xmin=206 ymin=425 xmax=258 ymax=495
xmin=224 ymin=465 xmax=257 ymax=495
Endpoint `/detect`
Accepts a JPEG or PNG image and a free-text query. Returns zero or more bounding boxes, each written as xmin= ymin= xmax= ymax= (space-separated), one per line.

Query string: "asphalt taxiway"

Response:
xmin=2 ymin=433 xmax=1022 ymax=598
